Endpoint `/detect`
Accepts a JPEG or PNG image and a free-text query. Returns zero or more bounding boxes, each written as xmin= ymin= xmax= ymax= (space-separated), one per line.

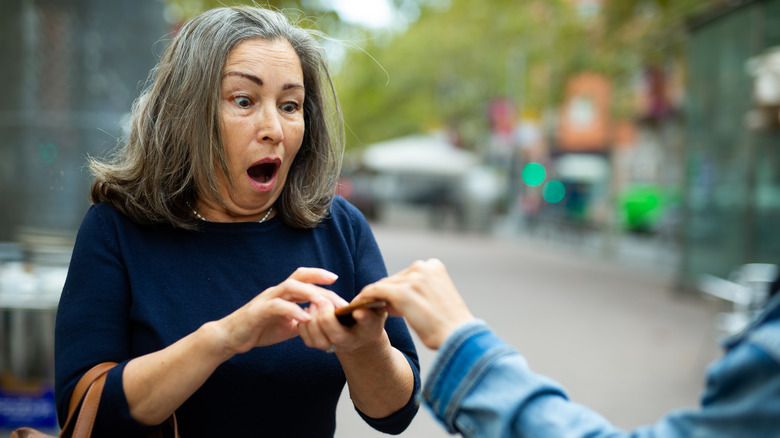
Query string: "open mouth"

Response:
xmin=247 ymin=162 xmax=277 ymax=183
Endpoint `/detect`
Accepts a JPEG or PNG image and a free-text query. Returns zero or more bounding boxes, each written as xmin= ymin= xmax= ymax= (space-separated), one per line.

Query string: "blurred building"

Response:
xmin=0 ymin=0 xmax=167 ymax=244
xmin=679 ymin=0 xmax=780 ymax=288
xmin=557 ymin=73 xmax=612 ymax=153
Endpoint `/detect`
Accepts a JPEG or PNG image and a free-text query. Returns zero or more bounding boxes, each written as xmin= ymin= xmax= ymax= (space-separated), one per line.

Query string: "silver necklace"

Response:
xmin=192 ymin=206 xmax=273 ymax=224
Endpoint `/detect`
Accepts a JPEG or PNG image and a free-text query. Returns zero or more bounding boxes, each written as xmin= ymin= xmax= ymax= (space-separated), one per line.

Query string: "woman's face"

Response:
xmin=200 ymin=38 xmax=305 ymax=222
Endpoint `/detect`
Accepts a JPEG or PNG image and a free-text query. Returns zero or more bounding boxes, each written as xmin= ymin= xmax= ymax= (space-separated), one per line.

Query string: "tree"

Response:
xmin=334 ymin=0 xmax=723 ymax=150
xmin=336 ymin=0 xmax=587 ymax=149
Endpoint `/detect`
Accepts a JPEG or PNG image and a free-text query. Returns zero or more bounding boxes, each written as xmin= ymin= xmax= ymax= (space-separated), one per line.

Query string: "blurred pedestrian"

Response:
xmin=358 ymin=259 xmax=780 ymax=437
xmin=54 ymin=6 xmax=419 ymax=437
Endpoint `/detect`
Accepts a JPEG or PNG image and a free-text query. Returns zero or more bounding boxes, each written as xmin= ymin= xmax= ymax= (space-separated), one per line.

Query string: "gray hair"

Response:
xmin=90 ymin=6 xmax=343 ymax=229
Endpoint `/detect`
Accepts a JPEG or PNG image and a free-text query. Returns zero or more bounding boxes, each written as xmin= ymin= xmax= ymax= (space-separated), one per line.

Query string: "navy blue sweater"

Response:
xmin=54 ymin=197 xmax=420 ymax=437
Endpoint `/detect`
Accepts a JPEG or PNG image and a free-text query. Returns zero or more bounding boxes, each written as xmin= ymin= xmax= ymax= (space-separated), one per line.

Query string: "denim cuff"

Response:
xmin=422 ymin=319 xmax=513 ymax=433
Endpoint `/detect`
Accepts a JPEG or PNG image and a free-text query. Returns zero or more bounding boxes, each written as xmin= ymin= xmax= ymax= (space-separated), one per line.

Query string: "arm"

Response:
xmin=358 ymin=259 xmax=780 ymax=438
xmin=339 ymin=339 xmax=415 ymax=421
xmin=425 ymin=320 xmax=624 ymax=437
xmin=300 ymin=300 xmax=415 ymax=419
xmin=426 ymin=319 xmax=780 ymax=438
xmin=343 ymin=314 xmax=421 ymax=433
xmin=298 ymin=199 xmax=420 ymax=432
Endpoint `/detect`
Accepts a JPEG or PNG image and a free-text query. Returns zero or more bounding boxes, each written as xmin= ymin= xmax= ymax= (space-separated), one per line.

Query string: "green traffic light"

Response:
xmin=521 ymin=162 xmax=546 ymax=187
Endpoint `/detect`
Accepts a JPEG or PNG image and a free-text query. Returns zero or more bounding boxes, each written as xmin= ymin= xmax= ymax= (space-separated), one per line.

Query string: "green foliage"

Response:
xmin=601 ymin=0 xmax=716 ymax=65
xmin=336 ymin=0 xmax=573 ymax=148
xmin=335 ymin=0 xmax=721 ymax=151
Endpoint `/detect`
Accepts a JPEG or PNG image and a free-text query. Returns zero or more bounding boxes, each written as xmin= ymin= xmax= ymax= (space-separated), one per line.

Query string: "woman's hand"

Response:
xmin=216 ymin=267 xmax=341 ymax=358
xmin=124 ymin=267 xmax=342 ymax=425
xmin=298 ymin=293 xmax=388 ymax=355
xmin=299 ymin=286 xmax=414 ymax=420
xmin=357 ymin=258 xmax=475 ymax=350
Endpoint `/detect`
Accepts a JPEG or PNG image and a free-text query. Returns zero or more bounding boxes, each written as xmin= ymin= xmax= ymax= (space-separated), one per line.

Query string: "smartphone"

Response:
xmin=334 ymin=298 xmax=387 ymax=327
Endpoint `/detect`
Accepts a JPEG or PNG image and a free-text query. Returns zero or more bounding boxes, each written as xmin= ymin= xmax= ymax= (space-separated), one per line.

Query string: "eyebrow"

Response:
xmin=222 ymin=71 xmax=304 ymax=90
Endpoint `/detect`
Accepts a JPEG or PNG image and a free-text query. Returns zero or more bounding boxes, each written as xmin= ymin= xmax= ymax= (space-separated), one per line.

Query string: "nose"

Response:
xmin=256 ymin=104 xmax=284 ymax=144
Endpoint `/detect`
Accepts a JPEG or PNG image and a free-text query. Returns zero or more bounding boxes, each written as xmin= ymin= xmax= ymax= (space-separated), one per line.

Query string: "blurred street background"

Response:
xmin=1 ymin=0 xmax=779 ymax=434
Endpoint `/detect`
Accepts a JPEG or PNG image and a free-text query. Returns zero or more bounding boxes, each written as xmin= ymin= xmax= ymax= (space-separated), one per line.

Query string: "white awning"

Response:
xmin=555 ymin=154 xmax=609 ymax=182
xmin=362 ymin=135 xmax=479 ymax=177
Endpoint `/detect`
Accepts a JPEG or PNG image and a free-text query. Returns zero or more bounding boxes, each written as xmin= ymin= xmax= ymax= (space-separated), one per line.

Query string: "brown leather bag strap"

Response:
xmin=170 ymin=412 xmax=180 ymax=437
xmin=69 ymin=371 xmax=107 ymax=438
xmin=66 ymin=362 xmax=117 ymax=418
xmin=59 ymin=363 xmax=116 ymax=437
xmin=59 ymin=362 xmax=181 ymax=438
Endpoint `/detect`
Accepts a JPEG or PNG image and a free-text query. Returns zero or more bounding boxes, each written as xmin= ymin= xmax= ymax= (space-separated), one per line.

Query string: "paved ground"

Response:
xmin=335 ymin=213 xmax=726 ymax=437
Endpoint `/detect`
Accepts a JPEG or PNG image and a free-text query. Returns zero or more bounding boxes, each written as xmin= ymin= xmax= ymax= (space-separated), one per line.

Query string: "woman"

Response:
xmin=54 ymin=6 xmax=420 ymax=437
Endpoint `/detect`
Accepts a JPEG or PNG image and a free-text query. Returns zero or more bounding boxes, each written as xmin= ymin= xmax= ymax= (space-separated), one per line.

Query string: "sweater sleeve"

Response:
xmin=54 ymin=205 xmax=160 ymax=437
xmin=342 ymin=198 xmax=422 ymax=433
xmin=354 ymin=316 xmax=422 ymax=435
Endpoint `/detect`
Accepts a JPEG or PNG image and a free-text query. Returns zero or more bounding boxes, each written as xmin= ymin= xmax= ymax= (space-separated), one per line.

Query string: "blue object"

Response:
xmin=0 ymin=382 xmax=57 ymax=429
xmin=423 ymin=293 xmax=780 ymax=437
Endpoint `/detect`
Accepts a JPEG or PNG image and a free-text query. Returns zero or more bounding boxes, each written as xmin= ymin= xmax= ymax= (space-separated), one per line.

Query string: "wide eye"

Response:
xmin=280 ymin=102 xmax=299 ymax=114
xmin=233 ymin=96 xmax=252 ymax=109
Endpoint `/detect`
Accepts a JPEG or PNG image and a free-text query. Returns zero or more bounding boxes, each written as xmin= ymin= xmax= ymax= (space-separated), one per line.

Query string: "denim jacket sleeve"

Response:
xmin=422 ymin=305 xmax=780 ymax=438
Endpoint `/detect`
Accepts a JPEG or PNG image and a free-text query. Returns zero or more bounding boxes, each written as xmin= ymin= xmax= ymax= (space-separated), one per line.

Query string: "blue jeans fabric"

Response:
xmin=422 ymin=293 xmax=780 ymax=437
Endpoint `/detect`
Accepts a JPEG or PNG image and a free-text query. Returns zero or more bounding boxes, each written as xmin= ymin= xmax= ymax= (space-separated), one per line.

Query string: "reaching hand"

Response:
xmin=298 ymin=291 xmax=389 ymax=356
xmin=357 ymin=259 xmax=474 ymax=350
xmin=216 ymin=267 xmax=342 ymax=356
